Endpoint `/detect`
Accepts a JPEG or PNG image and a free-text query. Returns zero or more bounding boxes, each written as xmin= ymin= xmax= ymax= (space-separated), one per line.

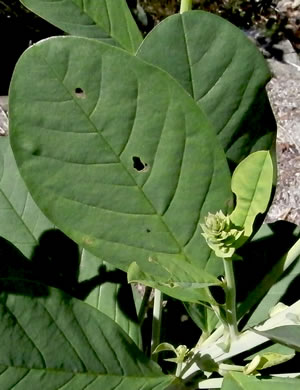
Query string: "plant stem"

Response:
xmin=137 ymin=286 xmax=152 ymax=324
xmin=180 ymin=0 xmax=193 ymax=14
xmin=151 ymin=289 xmax=163 ymax=362
xmin=176 ymin=362 xmax=183 ymax=377
xmin=218 ymin=363 xmax=244 ymax=373
xmin=223 ymin=258 xmax=239 ymax=341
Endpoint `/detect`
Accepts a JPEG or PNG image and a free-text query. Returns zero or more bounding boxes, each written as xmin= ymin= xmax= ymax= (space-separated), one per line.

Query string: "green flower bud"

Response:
xmin=200 ymin=211 xmax=244 ymax=258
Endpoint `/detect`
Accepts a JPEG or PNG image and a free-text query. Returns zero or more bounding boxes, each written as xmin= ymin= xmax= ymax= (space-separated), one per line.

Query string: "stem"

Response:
xmin=180 ymin=0 xmax=192 ymax=14
xmin=176 ymin=362 xmax=183 ymax=377
xmin=151 ymin=289 xmax=163 ymax=361
xmin=182 ymin=300 xmax=300 ymax=380
xmin=223 ymin=258 xmax=239 ymax=341
xmin=218 ymin=363 xmax=244 ymax=373
xmin=137 ymin=286 xmax=152 ymax=324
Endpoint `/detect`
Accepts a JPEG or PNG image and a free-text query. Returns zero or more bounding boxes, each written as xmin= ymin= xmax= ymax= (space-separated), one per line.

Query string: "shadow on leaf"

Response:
xmin=0 ymin=230 xmax=138 ymax=323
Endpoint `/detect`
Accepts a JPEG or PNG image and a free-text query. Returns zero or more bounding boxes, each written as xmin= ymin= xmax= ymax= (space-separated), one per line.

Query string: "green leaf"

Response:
xmin=256 ymin=326 xmax=300 ymax=352
xmin=153 ymin=343 xmax=177 ymax=354
xmin=230 ymin=151 xmax=273 ymax=238
xmin=0 ymin=137 xmax=141 ymax=345
xmin=128 ymin=257 xmax=221 ymax=304
xmin=0 ymin=279 xmax=174 ymax=389
xmin=137 ymin=11 xmax=276 ymax=164
xmin=9 ymin=36 xmax=232 ymax=273
xmin=79 ymin=251 xmax=142 ymax=348
xmin=222 ymin=372 xmax=300 ymax=390
xmin=244 ymin=352 xmax=295 ymax=375
xmin=238 ymin=227 xmax=300 ymax=327
xmin=244 ymin=342 xmax=295 ymax=362
xmin=0 ymin=135 xmax=54 ymax=258
xmin=184 ymin=302 xmax=219 ymax=334
xmin=21 ymin=0 xmax=142 ymax=53
xmin=0 ymin=135 xmax=140 ymax=347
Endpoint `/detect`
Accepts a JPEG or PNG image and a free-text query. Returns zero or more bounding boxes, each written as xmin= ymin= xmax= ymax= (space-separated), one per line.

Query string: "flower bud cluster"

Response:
xmin=200 ymin=211 xmax=244 ymax=258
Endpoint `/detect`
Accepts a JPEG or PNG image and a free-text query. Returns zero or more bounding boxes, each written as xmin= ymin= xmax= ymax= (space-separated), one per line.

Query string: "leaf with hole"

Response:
xmin=21 ymin=0 xmax=142 ymax=53
xmin=137 ymin=11 xmax=276 ymax=164
xmin=0 ymin=135 xmax=141 ymax=345
xmin=9 ymin=36 xmax=232 ymax=277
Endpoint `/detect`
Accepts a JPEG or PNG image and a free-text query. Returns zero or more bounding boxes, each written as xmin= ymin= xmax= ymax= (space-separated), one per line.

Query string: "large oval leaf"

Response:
xmin=0 ymin=135 xmax=142 ymax=343
xmin=21 ymin=0 xmax=142 ymax=53
xmin=9 ymin=36 xmax=232 ymax=273
xmin=137 ymin=11 xmax=276 ymax=164
xmin=0 ymin=279 xmax=174 ymax=389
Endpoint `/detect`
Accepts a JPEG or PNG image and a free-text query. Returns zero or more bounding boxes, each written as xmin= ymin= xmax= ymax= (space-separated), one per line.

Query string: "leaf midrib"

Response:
xmin=0 ymin=364 xmax=167 ymax=378
xmin=34 ymin=39 xmax=192 ymax=258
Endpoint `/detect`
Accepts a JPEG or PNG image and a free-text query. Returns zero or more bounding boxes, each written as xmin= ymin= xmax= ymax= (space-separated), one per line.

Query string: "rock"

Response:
xmin=265 ymin=40 xmax=300 ymax=225
xmin=276 ymin=0 xmax=300 ymax=51
xmin=0 ymin=101 xmax=8 ymax=136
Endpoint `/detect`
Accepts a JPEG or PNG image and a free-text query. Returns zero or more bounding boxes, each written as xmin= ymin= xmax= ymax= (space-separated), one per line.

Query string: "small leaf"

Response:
xmin=244 ymin=352 xmax=295 ymax=374
xmin=222 ymin=372 xmax=300 ymax=390
xmin=153 ymin=343 xmax=177 ymax=355
xmin=21 ymin=0 xmax=142 ymax=53
xmin=244 ymin=342 xmax=295 ymax=362
xmin=256 ymin=325 xmax=300 ymax=352
xmin=128 ymin=257 xmax=221 ymax=304
xmin=230 ymin=151 xmax=273 ymax=238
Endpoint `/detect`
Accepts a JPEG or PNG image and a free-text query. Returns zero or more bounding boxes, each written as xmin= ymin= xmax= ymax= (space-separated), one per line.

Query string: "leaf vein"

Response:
xmin=184 ymin=165 xmax=213 ymax=248
xmin=181 ymin=16 xmax=195 ymax=98
xmin=118 ymin=81 xmax=139 ymax=157
xmin=41 ymin=304 xmax=88 ymax=371
xmin=161 ymin=117 xmax=186 ymax=216
xmin=5 ymin=305 xmax=47 ymax=368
